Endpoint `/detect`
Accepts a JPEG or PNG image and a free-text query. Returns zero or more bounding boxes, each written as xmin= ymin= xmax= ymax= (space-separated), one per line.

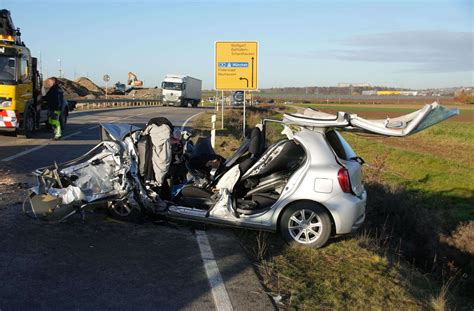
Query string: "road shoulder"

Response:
xmin=205 ymin=228 xmax=275 ymax=311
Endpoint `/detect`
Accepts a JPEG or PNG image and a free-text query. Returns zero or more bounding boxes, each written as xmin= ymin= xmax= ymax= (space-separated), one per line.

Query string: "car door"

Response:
xmin=283 ymin=102 xmax=459 ymax=137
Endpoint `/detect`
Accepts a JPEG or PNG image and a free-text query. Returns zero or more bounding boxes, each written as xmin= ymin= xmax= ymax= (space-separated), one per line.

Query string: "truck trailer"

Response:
xmin=161 ymin=74 xmax=202 ymax=107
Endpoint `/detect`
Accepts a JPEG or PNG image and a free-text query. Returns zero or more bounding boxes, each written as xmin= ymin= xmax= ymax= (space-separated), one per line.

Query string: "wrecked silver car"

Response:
xmin=26 ymin=102 xmax=458 ymax=248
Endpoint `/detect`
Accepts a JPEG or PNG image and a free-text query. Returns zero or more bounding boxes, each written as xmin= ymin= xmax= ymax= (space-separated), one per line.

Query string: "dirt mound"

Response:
xmin=56 ymin=78 xmax=91 ymax=99
xmin=127 ymin=87 xmax=162 ymax=99
xmin=75 ymin=77 xmax=105 ymax=96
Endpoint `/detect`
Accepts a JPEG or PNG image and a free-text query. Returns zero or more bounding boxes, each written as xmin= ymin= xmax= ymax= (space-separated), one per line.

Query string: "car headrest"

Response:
xmin=249 ymin=127 xmax=263 ymax=157
xmin=146 ymin=117 xmax=174 ymax=132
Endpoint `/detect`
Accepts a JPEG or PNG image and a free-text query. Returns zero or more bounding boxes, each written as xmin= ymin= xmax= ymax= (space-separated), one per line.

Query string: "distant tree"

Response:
xmin=455 ymin=90 xmax=474 ymax=104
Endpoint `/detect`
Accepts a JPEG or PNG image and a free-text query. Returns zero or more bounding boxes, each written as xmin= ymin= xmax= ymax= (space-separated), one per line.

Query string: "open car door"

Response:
xmin=283 ymin=102 xmax=459 ymax=137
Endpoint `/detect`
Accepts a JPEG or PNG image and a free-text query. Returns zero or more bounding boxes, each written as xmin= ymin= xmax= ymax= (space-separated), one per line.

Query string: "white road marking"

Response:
xmin=86 ymin=111 xmax=151 ymax=131
xmin=184 ymin=111 xmax=230 ymax=310
xmin=61 ymin=131 xmax=82 ymax=139
xmin=195 ymin=230 xmax=233 ymax=311
xmin=1 ymin=131 xmax=82 ymax=162
xmin=181 ymin=112 xmax=204 ymax=132
xmin=1 ymin=110 xmax=201 ymax=161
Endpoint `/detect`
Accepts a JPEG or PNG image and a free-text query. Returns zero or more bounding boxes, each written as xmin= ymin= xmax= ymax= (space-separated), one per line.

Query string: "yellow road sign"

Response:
xmin=215 ymin=41 xmax=258 ymax=90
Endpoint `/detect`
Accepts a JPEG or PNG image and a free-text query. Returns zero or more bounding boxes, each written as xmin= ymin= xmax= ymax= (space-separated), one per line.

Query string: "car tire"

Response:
xmin=279 ymin=202 xmax=331 ymax=248
xmin=17 ymin=107 xmax=35 ymax=139
xmin=108 ymin=200 xmax=143 ymax=223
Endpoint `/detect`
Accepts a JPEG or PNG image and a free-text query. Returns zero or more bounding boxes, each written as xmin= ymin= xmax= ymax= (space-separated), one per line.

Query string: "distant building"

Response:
xmin=337 ymin=83 xmax=372 ymax=88
xmin=400 ymin=91 xmax=418 ymax=96
xmin=338 ymin=83 xmax=351 ymax=87
xmin=362 ymin=90 xmax=377 ymax=96
xmin=377 ymin=90 xmax=401 ymax=96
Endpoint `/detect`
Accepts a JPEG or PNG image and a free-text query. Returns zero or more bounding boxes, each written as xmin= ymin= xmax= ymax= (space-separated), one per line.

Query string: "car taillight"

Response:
xmin=337 ymin=168 xmax=351 ymax=193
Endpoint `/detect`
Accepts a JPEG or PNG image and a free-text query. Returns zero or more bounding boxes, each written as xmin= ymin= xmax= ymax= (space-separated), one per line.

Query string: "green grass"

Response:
xmin=296 ymin=103 xmax=474 ymax=113
xmin=341 ymin=123 xmax=474 ymax=222
xmin=254 ymin=238 xmax=436 ymax=310
xmin=415 ymin=121 xmax=474 ymax=142
xmin=193 ymin=105 xmax=473 ymax=309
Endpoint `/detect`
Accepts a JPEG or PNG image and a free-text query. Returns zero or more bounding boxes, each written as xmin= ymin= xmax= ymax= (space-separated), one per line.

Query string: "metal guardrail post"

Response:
xmin=71 ymin=99 xmax=163 ymax=111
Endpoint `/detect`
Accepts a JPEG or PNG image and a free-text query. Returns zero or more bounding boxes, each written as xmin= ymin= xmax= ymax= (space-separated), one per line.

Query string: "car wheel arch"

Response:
xmin=276 ymin=199 xmax=336 ymax=236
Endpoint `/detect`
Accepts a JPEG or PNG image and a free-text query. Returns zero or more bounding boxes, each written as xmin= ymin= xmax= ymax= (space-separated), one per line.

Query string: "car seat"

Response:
xmin=224 ymin=127 xmax=264 ymax=173
xmin=177 ymin=127 xmax=264 ymax=208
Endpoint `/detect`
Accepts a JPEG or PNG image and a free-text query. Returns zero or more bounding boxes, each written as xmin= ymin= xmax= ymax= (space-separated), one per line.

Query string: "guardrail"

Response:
xmin=72 ymin=99 xmax=162 ymax=111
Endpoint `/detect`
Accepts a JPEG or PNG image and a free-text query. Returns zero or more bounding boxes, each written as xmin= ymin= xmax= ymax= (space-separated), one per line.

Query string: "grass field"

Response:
xmin=192 ymin=103 xmax=473 ymax=310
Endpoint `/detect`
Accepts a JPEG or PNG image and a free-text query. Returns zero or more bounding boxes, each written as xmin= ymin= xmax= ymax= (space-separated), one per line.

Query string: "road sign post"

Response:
xmin=215 ymin=41 xmax=258 ymax=138
xmin=211 ymin=114 xmax=216 ymax=149
xmin=103 ymin=74 xmax=110 ymax=100
xmin=221 ymin=90 xmax=224 ymax=129
xmin=243 ymin=90 xmax=246 ymax=138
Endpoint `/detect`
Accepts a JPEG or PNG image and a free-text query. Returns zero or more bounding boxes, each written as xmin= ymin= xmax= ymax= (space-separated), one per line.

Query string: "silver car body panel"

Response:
xmin=101 ymin=123 xmax=141 ymax=141
xmin=168 ymin=128 xmax=365 ymax=234
xmin=283 ymin=102 xmax=459 ymax=136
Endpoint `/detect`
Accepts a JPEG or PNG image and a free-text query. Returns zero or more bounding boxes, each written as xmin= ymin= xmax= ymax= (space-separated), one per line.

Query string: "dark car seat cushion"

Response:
xmin=248 ymin=127 xmax=264 ymax=157
xmin=181 ymin=185 xmax=213 ymax=199
xmin=238 ymin=127 xmax=264 ymax=173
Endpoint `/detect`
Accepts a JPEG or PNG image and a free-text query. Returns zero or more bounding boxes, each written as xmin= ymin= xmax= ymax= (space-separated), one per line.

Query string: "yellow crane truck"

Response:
xmin=0 ymin=9 xmax=69 ymax=138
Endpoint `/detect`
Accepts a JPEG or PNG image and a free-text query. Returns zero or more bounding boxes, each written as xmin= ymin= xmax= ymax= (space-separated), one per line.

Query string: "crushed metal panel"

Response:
xmin=283 ymin=111 xmax=349 ymax=128
xmin=349 ymin=102 xmax=459 ymax=137
xmin=282 ymin=102 xmax=459 ymax=137
xmin=100 ymin=123 xmax=140 ymax=141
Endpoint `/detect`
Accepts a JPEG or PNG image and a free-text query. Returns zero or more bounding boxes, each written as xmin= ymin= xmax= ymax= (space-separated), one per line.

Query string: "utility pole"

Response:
xmin=57 ymin=58 xmax=62 ymax=78
xmin=38 ymin=51 xmax=42 ymax=75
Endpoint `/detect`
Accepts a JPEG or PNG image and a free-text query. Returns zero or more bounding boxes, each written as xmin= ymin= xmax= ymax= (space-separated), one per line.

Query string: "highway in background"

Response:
xmin=0 ymin=106 xmax=202 ymax=180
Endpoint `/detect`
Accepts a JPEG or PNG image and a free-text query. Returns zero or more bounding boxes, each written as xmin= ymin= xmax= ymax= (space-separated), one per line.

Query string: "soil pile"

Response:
xmin=127 ymin=87 xmax=162 ymax=99
xmin=75 ymin=77 xmax=105 ymax=96
xmin=56 ymin=78 xmax=91 ymax=98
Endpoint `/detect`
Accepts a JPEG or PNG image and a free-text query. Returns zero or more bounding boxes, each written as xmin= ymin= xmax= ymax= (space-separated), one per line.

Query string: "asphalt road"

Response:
xmin=0 ymin=106 xmax=274 ymax=310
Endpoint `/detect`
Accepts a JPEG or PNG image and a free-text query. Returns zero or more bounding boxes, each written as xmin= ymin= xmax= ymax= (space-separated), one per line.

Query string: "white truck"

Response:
xmin=161 ymin=74 xmax=202 ymax=107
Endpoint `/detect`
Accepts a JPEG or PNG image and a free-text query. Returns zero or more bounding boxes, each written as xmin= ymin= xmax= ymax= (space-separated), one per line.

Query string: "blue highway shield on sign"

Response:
xmin=218 ymin=62 xmax=249 ymax=68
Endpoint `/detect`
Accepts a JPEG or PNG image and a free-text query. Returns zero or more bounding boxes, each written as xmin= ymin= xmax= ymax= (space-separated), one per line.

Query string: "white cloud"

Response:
xmin=307 ymin=31 xmax=473 ymax=73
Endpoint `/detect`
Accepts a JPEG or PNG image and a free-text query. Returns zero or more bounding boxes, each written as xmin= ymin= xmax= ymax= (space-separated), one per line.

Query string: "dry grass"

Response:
xmin=442 ymin=222 xmax=474 ymax=256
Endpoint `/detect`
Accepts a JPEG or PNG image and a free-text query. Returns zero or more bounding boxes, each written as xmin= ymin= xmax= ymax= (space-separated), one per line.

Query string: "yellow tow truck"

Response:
xmin=0 ymin=9 xmax=69 ymax=138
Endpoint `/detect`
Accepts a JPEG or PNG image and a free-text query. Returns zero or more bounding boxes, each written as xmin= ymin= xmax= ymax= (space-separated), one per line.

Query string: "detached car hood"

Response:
xmin=283 ymin=102 xmax=459 ymax=137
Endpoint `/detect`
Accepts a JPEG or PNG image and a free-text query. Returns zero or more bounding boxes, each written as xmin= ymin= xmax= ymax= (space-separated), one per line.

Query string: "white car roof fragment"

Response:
xmin=282 ymin=102 xmax=459 ymax=137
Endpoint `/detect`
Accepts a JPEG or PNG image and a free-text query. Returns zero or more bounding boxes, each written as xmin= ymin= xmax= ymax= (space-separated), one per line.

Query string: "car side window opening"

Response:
xmin=325 ymin=130 xmax=357 ymax=161
xmin=263 ymin=121 xmax=287 ymax=147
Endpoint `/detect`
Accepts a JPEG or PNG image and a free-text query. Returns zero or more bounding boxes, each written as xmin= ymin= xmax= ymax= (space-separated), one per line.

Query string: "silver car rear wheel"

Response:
xmin=288 ymin=209 xmax=323 ymax=244
xmin=280 ymin=202 xmax=331 ymax=248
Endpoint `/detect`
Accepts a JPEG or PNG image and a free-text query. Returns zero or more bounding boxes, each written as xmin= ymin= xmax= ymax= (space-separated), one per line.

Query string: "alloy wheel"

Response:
xmin=288 ymin=209 xmax=323 ymax=244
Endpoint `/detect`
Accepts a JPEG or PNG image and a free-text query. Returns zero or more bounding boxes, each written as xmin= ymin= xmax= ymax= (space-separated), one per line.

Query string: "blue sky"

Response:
xmin=3 ymin=0 xmax=473 ymax=89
